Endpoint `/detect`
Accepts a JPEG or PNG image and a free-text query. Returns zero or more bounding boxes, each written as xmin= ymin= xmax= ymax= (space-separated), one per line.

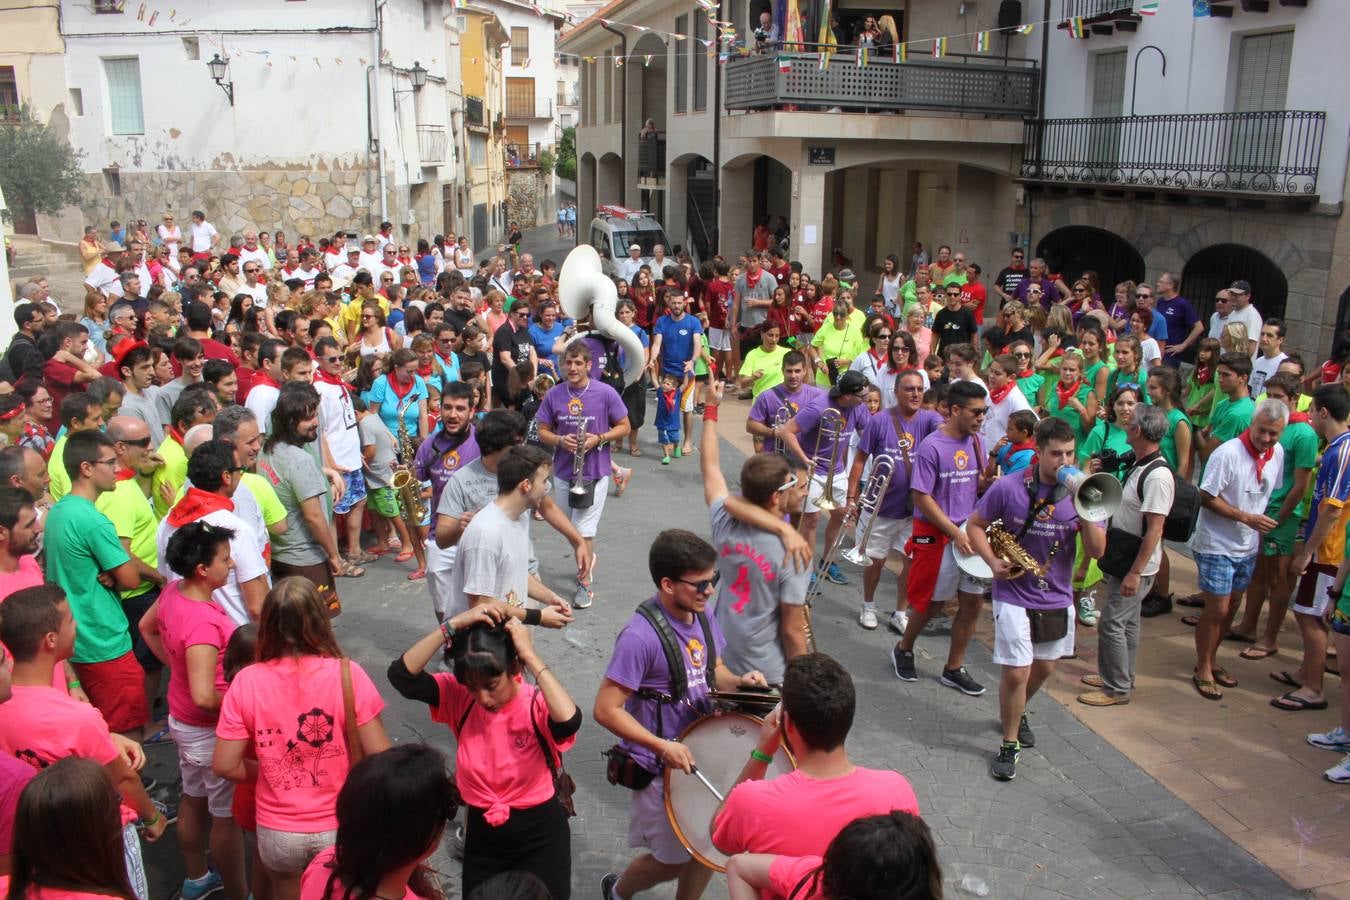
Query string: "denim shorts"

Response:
xmin=657 ymin=427 xmax=681 ymax=445
xmin=1194 ymin=551 xmax=1257 ymax=596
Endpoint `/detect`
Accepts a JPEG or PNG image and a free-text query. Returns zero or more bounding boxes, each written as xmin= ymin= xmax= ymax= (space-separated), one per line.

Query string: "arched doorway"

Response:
xmin=1182 ymin=243 xmax=1287 ymax=324
xmin=1036 ymin=226 xmax=1145 ymax=299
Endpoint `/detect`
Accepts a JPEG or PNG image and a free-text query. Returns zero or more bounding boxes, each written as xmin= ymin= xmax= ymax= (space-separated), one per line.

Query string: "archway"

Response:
xmin=1036 ymin=226 xmax=1145 ymax=300
xmin=1182 ymin=243 xmax=1288 ymax=324
xmin=668 ymin=153 xmax=715 ymax=263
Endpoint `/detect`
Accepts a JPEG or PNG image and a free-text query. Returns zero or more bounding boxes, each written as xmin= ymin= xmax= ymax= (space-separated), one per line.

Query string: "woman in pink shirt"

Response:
xmin=299 ymin=744 xmax=457 ymax=900
xmin=389 ymin=606 xmax=580 ymax=900
xmin=213 ymin=579 xmax=390 ymax=900
xmin=139 ymin=522 xmax=245 ymax=900
xmin=5 ymin=756 xmax=141 ymax=900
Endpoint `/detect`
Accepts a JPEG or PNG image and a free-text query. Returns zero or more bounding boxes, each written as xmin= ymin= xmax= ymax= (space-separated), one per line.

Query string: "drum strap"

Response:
xmin=635 ymin=599 xmax=717 ymax=740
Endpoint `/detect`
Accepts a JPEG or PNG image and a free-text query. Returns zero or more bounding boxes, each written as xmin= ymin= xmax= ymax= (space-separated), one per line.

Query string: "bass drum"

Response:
xmin=663 ymin=712 xmax=796 ymax=872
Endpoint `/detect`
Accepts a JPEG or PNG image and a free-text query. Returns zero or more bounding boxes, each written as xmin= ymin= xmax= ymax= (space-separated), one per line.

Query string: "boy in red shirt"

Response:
xmin=703 ymin=261 xmax=736 ymax=387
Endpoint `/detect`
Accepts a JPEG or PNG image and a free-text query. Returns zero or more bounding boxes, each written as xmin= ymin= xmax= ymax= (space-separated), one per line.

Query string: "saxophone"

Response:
xmin=986 ymin=519 xmax=1046 ymax=580
xmin=391 ymin=397 xmax=427 ymax=525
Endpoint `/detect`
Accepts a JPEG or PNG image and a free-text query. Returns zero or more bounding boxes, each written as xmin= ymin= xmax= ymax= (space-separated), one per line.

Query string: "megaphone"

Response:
xmin=1056 ymin=466 xmax=1121 ymax=523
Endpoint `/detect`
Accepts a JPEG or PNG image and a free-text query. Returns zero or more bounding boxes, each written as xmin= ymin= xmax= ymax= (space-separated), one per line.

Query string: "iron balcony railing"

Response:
xmin=417 ymin=125 xmax=447 ymax=165
xmin=638 ymin=135 xmax=666 ymax=179
xmin=465 ymin=95 xmax=485 ymax=127
xmin=1020 ymin=110 xmax=1327 ymax=196
xmin=725 ymin=48 xmax=1038 ymax=117
xmin=1060 ymin=0 xmax=1137 ymax=20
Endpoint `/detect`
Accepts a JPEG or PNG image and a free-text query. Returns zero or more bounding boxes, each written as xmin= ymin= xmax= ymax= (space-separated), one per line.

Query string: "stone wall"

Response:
xmin=1030 ymin=194 xmax=1344 ymax=362
xmin=506 ymin=166 xmax=545 ymax=229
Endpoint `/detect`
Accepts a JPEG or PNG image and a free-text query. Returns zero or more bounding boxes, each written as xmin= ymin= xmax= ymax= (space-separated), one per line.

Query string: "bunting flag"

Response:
xmin=1016 ymin=23 xmax=1034 ymax=35
xmin=718 ymin=52 xmax=729 ymax=64
xmin=932 ymin=37 xmax=946 ymax=58
xmin=1067 ymin=16 xmax=1087 ymax=38
xmin=147 ymin=10 xmax=158 ymax=25
xmin=1138 ymin=0 xmax=1159 ymax=13
xmin=615 ymin=56 xmax=624 ymax=67
xmin=974 ymin=30 xmax=989 ymax=52
xmin=137 ymin=2 xmax=145 ymax=20
xmin=855 ymin=45 xmax=867 ymax=67
xmin=1192 ymin=0 xmax=1210 ymax=15
xmin=892 ymin=42 xmax=902 ymax=63
xmin=778 ymin=54 xmax=791 ymax=73
xmin=521 ymin=57 xmax=532 ymax=67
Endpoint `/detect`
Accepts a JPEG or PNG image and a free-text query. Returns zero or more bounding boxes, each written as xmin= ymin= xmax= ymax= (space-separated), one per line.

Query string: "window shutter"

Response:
xmin=103 ymin=57 xmax=144 ymax=135
xmin=1235 ymin=31 xmax=1293 ymax=113
xmin=1091 ymin=50 xmax=1126 ymax=118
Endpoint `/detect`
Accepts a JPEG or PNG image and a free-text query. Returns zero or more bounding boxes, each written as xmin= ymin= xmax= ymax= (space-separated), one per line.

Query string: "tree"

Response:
xmin=555 ymin=126 xmax=576 ymax=181
xmin=0 ymin=106 xmax=85 ymax=220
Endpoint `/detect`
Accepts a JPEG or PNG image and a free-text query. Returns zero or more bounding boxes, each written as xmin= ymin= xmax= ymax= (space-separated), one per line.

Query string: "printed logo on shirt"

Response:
xmin=567 ymin=397 xmax=585 ymax=415
xmin=442 ymin=449 xmax=462 ymax=471
xmin=686 ymin=637 xmax=707 ymax=669
xmin=896 ymin=432 xmax=914 ymax=452
xmin=256 ymin=709 xmax=344 ymax=791
xmin=953 ymin=449 xmax=970 ymax=470
xmin=1036 ymin=502 xmax=1056 ymax=522
xmin=15 ymin=749 xmax=49 ymax=770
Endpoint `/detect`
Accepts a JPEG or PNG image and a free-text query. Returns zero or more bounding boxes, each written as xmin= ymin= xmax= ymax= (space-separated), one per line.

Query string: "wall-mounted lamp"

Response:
xmin=206 ymin=53 xmax=234 ymax=106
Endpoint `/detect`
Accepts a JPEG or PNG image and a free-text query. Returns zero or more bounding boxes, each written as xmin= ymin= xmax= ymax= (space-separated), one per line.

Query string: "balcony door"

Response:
xmin=1230 ymin=31 xmax=1293 ymax=186
xmin=1088 ymin=50 xmax=1126 ymax=181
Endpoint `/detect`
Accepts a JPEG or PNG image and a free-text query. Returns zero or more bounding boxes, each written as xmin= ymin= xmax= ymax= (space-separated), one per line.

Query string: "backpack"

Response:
xmin=635 ymin=598 xmax=717 ymax=722
xmin=1137 ymin=457 xmax=1200 ymax=542
xmin=597 ymin=336 xmax=627 ymax=393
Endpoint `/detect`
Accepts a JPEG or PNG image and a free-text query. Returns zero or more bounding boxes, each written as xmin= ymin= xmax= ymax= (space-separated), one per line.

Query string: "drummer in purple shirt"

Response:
xmin=593 ymin=530 xmax=767 ymax=900
xmin=967 ymin=416 xmax=1106 ymax=782
xmin=536 ymin=339 xmax=632 ymax=611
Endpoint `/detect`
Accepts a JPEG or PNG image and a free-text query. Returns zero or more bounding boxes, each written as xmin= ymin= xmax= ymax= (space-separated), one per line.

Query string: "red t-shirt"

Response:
xmin=961 ymin=282 xmax=988 ymax=325
xmin=41 ymin=359 xmax=82 ymax=431
xmin=705 ymin=279 xmax=735 ymax=331
xmin=171 ymin=337 xmax=239 ymax=377
xmin=236 ymin=366 xmax=257 ymax=404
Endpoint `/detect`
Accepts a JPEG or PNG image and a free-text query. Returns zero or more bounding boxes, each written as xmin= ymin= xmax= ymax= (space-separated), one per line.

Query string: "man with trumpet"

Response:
xmin=966 ymin=417 xmax=1107 ymax=781
xmin=845 ymin=370 xmax=943 ymax=632
xmin=745 ymin=350 xmax=820 ymax=455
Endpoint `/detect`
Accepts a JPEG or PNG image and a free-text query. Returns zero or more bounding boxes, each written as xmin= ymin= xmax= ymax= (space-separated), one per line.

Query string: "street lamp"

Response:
xmin=206 ymin=53 xmax=234 ymax=106
xmin=409 ymin=61 xmax=428 ymax=90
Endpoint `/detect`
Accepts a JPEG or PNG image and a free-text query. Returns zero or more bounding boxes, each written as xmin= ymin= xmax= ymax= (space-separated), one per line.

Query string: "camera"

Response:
xmin=1095 ymin=448 xmax=1136 ymax=474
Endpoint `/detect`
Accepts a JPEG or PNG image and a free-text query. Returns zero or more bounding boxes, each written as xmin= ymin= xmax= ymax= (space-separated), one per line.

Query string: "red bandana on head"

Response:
xmin=1238 ymin=428 xmax=1276 ymax=483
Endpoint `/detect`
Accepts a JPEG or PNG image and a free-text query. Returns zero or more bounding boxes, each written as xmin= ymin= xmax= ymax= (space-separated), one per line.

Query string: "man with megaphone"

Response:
xmin=966 ymin=416 xmax=1108 ymax=782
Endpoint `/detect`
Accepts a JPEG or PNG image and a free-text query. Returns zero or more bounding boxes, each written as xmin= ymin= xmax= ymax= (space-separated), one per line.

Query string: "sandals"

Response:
xmin=347 ymin=550 xmax=378 ymax=565
xmin=1192 ymin=674 xmax=1223 ymax=701
xmin=1177 ymin=594 xmax=1205 ymax=608
xmin=335 ymin=559 xmax=365 ymax=578
xmin=1270 ymin=671 xmax=1302 ymax=688
xmin=1212 ymin=667 xmax=1238 ymax=689
xmin=1181 ymin=614 xmax=1200 ymax=627
xmin=629 ymin=447 xmax=643 ymax=457
xmin=406 ymin=568 xmax=426 ymax=581
xmin=1239 ymin=645 xmax=1279 ymax=660
xmin=1223 ymin=631 xmax=1256 ymax=644
xmin=395 ymin=549 xmax=415 ymax=564
xmin=1271 ymin=691 xmax=1328 ymax=711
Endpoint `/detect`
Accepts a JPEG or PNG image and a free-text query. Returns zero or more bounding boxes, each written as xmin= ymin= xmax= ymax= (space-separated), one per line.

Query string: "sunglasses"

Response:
xmin=1135 ymin=292 xmax=1151 ymax=298
xmin=874 ymin=333 xmax=892 ymax=340
xmin=118 ymin=437 xmax=152 ymax=448
xmin=321 ymin=355 xmax=341 ymax=363
xmin=674 ymin=573 xmax=722 ymax=593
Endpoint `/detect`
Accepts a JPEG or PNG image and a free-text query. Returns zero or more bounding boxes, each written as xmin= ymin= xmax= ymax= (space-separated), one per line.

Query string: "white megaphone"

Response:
xmin=557 ymin=244 xmax=647 ymax=388
xmin=1056 ymin=466 xmax=1121 ymax=523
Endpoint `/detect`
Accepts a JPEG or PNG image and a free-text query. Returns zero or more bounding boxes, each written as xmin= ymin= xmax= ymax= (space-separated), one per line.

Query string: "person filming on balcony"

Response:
xmin=753 ymin=10 xmax=779 ymax=53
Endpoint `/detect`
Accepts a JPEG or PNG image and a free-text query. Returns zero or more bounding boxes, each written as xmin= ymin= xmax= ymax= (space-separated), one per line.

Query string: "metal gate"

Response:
xmin=472 ymin=203 xmax=488 ymax=249
xmin=1035 ymin=226 xmax=1146 ymax=299
xmin=1181 ymin=243 xmax=1287 ymax=325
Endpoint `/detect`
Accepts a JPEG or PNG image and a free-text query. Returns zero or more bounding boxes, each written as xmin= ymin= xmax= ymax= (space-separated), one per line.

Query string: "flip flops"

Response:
xmin=1271 ymin=691 xmax=1328 ymax=711
xmin=1270 ymin=670 xmax=1301 ymax=688
xmin=1212 ymin=667 xmax=1238 ymax=689
xmin=1224 ymin=632 xmax=1256 ymax=644
xmin=1239 ymin=645 xmax=1279 ymax=660
xmin=1192 ymin=674 xmax=1222 ymax=701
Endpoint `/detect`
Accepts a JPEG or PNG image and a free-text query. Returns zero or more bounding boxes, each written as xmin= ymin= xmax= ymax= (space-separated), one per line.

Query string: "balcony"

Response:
xmin=724 ymin=50 xmax=1038 ymax=118
xmin=1058 ymin=0 xmax=1142 ymax=34
xmin=417 ymin=125 xmax=447 ymax=165
xmin=465 ymin=95 xmax=485 ymax=127
xmin=1019 ymin=110 xmax=1327 ymax=198
xmin=638 ymin=135 xmax=665 ymax=187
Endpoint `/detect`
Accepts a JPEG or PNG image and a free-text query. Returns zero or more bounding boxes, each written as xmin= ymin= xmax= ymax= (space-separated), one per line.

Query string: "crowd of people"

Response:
xmin=0 ymin=210 xmax=1346 ymax=900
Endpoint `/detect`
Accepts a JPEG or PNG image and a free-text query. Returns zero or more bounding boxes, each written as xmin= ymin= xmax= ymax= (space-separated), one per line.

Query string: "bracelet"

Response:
xmin=533 ymin=666 xmax=550 ymax=679
xmin=524 ymin=608 xmax=542 ymax=626
xmin=439 ymin=621 xmax=455 ymax=647
xmin=749 ymin=749 xmax=774 ymax=764
xmin=703 ymin=406 xmax=719 ymax=423
xmin=67 ymin=680 xmax=82 ymax=689
xmin=143 ymin=812 xmax=161 ymax=828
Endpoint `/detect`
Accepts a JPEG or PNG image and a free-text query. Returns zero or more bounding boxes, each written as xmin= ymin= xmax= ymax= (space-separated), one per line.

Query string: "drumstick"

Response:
xmin=689 ymin=766 xmax=726 ymax=802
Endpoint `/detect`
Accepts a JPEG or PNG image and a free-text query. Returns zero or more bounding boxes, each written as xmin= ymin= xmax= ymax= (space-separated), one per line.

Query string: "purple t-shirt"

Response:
xmin=974 ymin=470 xmax=1082 ymax=610
xmin=414 ymin=425 xmax=481 ymax=511
xmin=859 ymin=408 xmax=943 ymax=520
xmin=1155 ymin=294 xmax=1199 ymax=349
xmin=910 ymin=430 xmax=984 ymax=525
xmin=792 ymin=392 xmax=870 ymax=476
xmin=604 ymin=597 xmax=726 ymax=774
xmin=1012 ymin=276 xmax=1057 ymax=311
xmin=749 ymin=384 xmax=825 ymax=454
xmin=536 ymin=379 xmax=628 ymax=481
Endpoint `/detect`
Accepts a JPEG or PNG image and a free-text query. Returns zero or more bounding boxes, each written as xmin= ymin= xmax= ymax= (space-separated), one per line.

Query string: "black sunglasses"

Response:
xmin=674 ymin=573 xmax=721 ymax=593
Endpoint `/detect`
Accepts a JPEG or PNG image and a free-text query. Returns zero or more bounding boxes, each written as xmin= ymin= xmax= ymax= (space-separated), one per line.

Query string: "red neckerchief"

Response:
xmin=1289 ymin=410 xmax=1312 ymax=425
xmin=313 ymin=367 xmax=351 ymax=398
xmin=988 ymin=380 xmax=1016 ymax=405
xmin=1007 ymin=438 xmax=1036 ymax=457
xmin=743 ymin=268 xmax=765 ymax=290
xmin=114 ymin=467 xmax=136 ymax=482
xmin=1055 ymin=379 xmax=1082 ymax=407
xmin=1195 ymin=365 xmax=1212 ymax=384
xmin=281 ymin=265 xmax=298 ymax=277
xmin=252 ymin=372 xmax=281 ymax=390
xmin=661 ymin=388 xmax=677 ymax=411
xmin=1238 ymin=428 xmax=1276 ymax=483
xmin=1017 ymin=367 xmax=1035 ymax=379
xmin=869 ymin=348 xmax=887 ymax=365
xmin=166 ymin=425 xmax=185 ymax=448
xmin=387 ymin=372 xmax=416 ymax=402
xmin=167 ymin=486 xmax=235 ymax=527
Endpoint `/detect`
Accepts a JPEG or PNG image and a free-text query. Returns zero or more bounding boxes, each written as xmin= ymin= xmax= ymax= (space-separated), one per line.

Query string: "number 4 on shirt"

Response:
xmin=730 ymin=565 xmax=752 ymax=614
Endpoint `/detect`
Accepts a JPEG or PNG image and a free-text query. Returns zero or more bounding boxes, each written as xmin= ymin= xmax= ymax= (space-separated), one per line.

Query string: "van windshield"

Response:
xmin=614 ymin=232 xmax=663 ymax=257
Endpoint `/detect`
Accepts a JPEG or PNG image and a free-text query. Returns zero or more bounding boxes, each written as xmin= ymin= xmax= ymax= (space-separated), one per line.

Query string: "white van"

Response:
xmin=587 ymin=206 xmax=672 ymax=279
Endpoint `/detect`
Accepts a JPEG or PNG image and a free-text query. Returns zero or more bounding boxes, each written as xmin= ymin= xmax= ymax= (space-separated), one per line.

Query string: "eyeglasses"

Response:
xmin=321 ymin=355 xmax=341 ymax=363
xmin=874 ymin=333 xmax=892 ymax=340
xmin=94 ymin=457 xmax=119 ymax=468
xmin=118 ymin=437 xmax=152 ymax=448
xmin=674 ymin=573 xmax=721 ymax=593
xmin=963 ymin=406 xmax=989 ymax=417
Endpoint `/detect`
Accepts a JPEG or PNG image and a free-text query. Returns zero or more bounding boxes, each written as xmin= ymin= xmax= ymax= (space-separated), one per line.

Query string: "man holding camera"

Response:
xmin=1079 ymin=405 xmax=1174 ymax=708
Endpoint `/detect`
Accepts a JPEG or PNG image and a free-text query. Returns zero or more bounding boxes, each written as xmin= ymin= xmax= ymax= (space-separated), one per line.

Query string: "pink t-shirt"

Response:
xmin=0 ymin=753 xmax=36 ymax=855
xmin=430 ymin=673 xmax=574 ymax=826
xmin=299 ymin=847 xmax=419 ymax=900
xmin=0 ymin=557 xmax=64 ymax=692
xmin=712 ymin=767 xmax=920 ymax=858
xmin=768 ymin=856 xmax=824 ymax=900
xmin=216 ymin=656 xmax=384 ymax=832
xmin=157 ymin=580 xmax=236 ymax=727
xmin=0 ymin=875 xmax=130 ymax=900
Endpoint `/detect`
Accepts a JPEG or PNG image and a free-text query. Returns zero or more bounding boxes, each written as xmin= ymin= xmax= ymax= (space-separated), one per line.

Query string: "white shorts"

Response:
xmin=856 ymin=514 xmax=913 ymax=561
xmin=991 ymin=600 xmax=1076 ymax=667
xmin=256 ymin=825 xmax=337 ymax=875
xmin=1293 ymin=566 xmax=1337 ymax=617
xmin=930 ymin=540 xmax=991 ymax=604
xmin=627 ymin=777 xmax=691 ymax=865
xmin=123 ymin=822 xmax=148 ymax=900
xmin=169 ymin=717 xmax=235 ymax=818
xmin=805 ymin=470 xmax=848 ymax=515
xmin=553 ymin=476 xmax=609 ymax=539
xmin=708 ymin=327 xmax=733 ymax=352
xmin=425 ymin=540 xmax=457 ymax=619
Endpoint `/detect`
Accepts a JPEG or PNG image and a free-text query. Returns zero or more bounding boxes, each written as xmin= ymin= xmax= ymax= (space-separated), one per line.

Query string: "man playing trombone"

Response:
xmin=780 ymin=370 xmax=871 ymax=589
xmin=967 ymin=417 xmax=1107 ymax=782
xmin=846 ymin=371 xmax=942 ymax=632
xmin=745 ymin=350 xmax=820 ymax=456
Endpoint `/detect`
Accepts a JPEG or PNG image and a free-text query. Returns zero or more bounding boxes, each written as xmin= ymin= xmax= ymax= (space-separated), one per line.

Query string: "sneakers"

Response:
xmin=1140 ymin=591 xmax=1173 ymax=618
xmin=573 ymin=581 xmax=594 ymax=610
xmin=858 ymin=605 xmax=878 ymax=630
xmin=1326 ymin=754 xmax=1350 ymax=784
xmin=824 ymin=562 xmax=849 ymax=585
xmin=887 ymin=609 xmax=910 ymax=635
xmin=1017 ymin=713 xmax=1036 ymax=749
xmin=1076 ymin=595 xmax=1100 ymax=627
xmin=181 ymin=869 xmax=222 ymax=900
xmin=140 ymin=774 xmax=158 ymax=793
xmin=991 ymin=742 xmax=1020 ymax=781
xmin=1309 ymin=726 xmax=1350 ymax=753
xmin=891 ymin=646 xmax=917 ymax=682
xmin=941 ymin=666 xmax=986 ymax=696
xmin=601 ymin=873 xmax=619 ymax=900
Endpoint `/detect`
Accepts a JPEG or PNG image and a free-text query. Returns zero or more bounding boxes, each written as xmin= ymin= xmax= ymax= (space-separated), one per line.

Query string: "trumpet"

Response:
xmin=770 ymin=404 xmax=792 ymax=454
xmin=840 ymin=455 xmax=896 ymax=567
xmin=570 ymin=416 xmax=591 ymax=496
xmin=806 ymin=407 xmax=847 ymax=512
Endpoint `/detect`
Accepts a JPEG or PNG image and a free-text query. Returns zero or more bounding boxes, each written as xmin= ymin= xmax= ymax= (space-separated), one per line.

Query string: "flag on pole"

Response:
xmin=1067 ymin=16 xmax=1087 ymax=38
xmin=817 ymin=0 xmax=836 ymax=68
xmin=855 ymin=45 xmax=868 ymax=67
xmin=892 ymin=42 xmax=901 ymax=63
xmin=783 ymin=0 xmax=804 ymax=47
xmin=932 ymin=37 xmax=946 ymax=58
xmin=778 ymin=54 xmax=791 ymax=72
xmin=974 ymin=31 xmax=989 ymax=52
xmin=1138 ymin=0 xmax=1159 ymax=14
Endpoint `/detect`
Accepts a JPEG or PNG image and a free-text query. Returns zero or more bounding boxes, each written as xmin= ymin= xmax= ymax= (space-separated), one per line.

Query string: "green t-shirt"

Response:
xmin=1083 ymin=360 xmax=1108 ymax=401
xmin=43 ymin=494 xmax=132 ymax=663
xmin=1016 ymin=372 xmax=1044 ymax=407
xmin=1210 ymin=395 xmax=1255 ymax=443
xmin=46 ymin=434 xmax=71 ymax=502
xmin=1160 ymin=407 xmax=1191 ymax=470
xmin=740 ymin=345 xmax=790 ymax=397
xmin=941 ymin=271 xmax=968 ymax=288
xmin=1185 ymin=378 xmax=1217 ymax=429
xmin=1267 ymin=419 xmax=1318 ymax=510
xmin=810 ymin=321 xmax=866 ymax=388
xmin=1046 ymin=381 xmax=1095 ymax=447
xmin=241 ymin=472 xmax=288 ymax=531
xmin=152 ymin=434 xmax=189 ymax=519
xmin=692 ymin=333 xmax=711 ymax=377
xmin=95 ymin=478 xmax=159 ymax=600
xmin=1078 ymin=420 xmax=1130 ymax=469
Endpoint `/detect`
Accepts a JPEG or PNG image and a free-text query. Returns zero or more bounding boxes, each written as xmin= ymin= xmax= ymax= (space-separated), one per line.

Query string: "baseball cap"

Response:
xmin=830 ymin=370 xmax=868 ymax=399
xmin=1229 ymin=279 xmax=1251 ymax=294
xmin=629 ymin=243 xmax=641 ymax=252
xmin=362 ymin=234 xmax=377 ymax=243
xmin=838 ymin=268 xmax=857 ymax=283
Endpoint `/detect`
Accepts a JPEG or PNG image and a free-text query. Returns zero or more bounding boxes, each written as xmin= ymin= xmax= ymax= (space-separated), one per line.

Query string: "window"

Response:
xmin=693 ymin=14 xmax=707 ymax=111
xmin=602 ymin=52 xmax=613 ymax=124
xmin=0 ymin=66 xmax=18 ymax=124
xmin=181 ymin=36 xmax=199 ymax=61
xmin=455 ymin=14 xmax=467 ymax=32
xmin=675 ymin=14 xmax=688 ymax=114
xmin=469 ymin=134 xmax=487 ymax=166
xmin=1235 ymin=30 xmax=1293 ymax=112
xmin=506 ymin=77 xmax=535 ymax=118
xmin=69 ymin=88 xmax=84 ymax=116
xmin=103 ymin=57 xmax=144 ymax=135
xmin=511 ymin=27 xmax=530 ymax=67
xmin=558 ymin=79 xmax=567 ymax=107
xmin=1091 ymin=49 xmax=1126 ymax=117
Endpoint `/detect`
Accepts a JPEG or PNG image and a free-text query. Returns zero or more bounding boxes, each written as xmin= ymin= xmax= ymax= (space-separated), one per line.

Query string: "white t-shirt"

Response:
xmin=1208 ymin=311 xmax=1231 ymax=340
xmin=1249 ymin=351 xmax=1287 ymax=398
xmin=1228 ymin=303 xmax=1263 ymax=347
xmin=615 ymin=257 xmax=645 ymax=284
xmin=1190 ymin=437 xmax=1284 ymax=558
xmin=315 ymin=381 xmax=361 ymax=470
xmin=982 ymin=384 xmax=1033 ymax=447
xmin=1111 ymin=458 xmax=1176 ymax=576
xmin=156 ymin=506 xmax=269 ymax=625
xmin=84 ymin=262 xmax=121 ymax=295
xmin=241 ymin=280 xmax=269 ymax=308
xmin=293 ymin=266 xmax=321 ymax=289
xmin=157 ymin=224 xmax=183 ymax=256
xmin=1139 ymin=336 xmax=1162 ymax=371
xmin=246 ymin=383 xmax=280 ymax=434
xmin=238 ymin=246 xmax=271 ymax=273
xmin=190 ymin=221 xmax=218 ymax=253
xmin=358 ymin=250 xmax=383 ymax=272
xmin=444 ymin=501 xmax=530 ymax=620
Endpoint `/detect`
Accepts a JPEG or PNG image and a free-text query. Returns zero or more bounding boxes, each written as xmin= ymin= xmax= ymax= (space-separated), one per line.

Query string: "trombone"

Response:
xmin=806 ymin=407 xmax=847 ymax=512
xmin=840 ymin=455 xmax=896 ymax=567
xmin=770 ymin=404 xmax=792 ymax=454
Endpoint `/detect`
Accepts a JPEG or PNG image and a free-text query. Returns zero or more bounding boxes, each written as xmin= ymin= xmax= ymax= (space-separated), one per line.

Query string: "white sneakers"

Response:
xmin=858 ymin=606 xmax=878 ymax=630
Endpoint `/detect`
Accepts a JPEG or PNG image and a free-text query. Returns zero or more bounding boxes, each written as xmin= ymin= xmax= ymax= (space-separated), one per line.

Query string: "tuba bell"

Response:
xmin=558 ymin=244 xmax=647 ymax=388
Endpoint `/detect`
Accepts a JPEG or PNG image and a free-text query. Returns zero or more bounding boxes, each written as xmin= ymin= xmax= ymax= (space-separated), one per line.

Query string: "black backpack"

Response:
xmin=635 ymin=598 xmax=717 ymax=720
xmin=1137 ymin=457 xmax=1200 ymax=542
